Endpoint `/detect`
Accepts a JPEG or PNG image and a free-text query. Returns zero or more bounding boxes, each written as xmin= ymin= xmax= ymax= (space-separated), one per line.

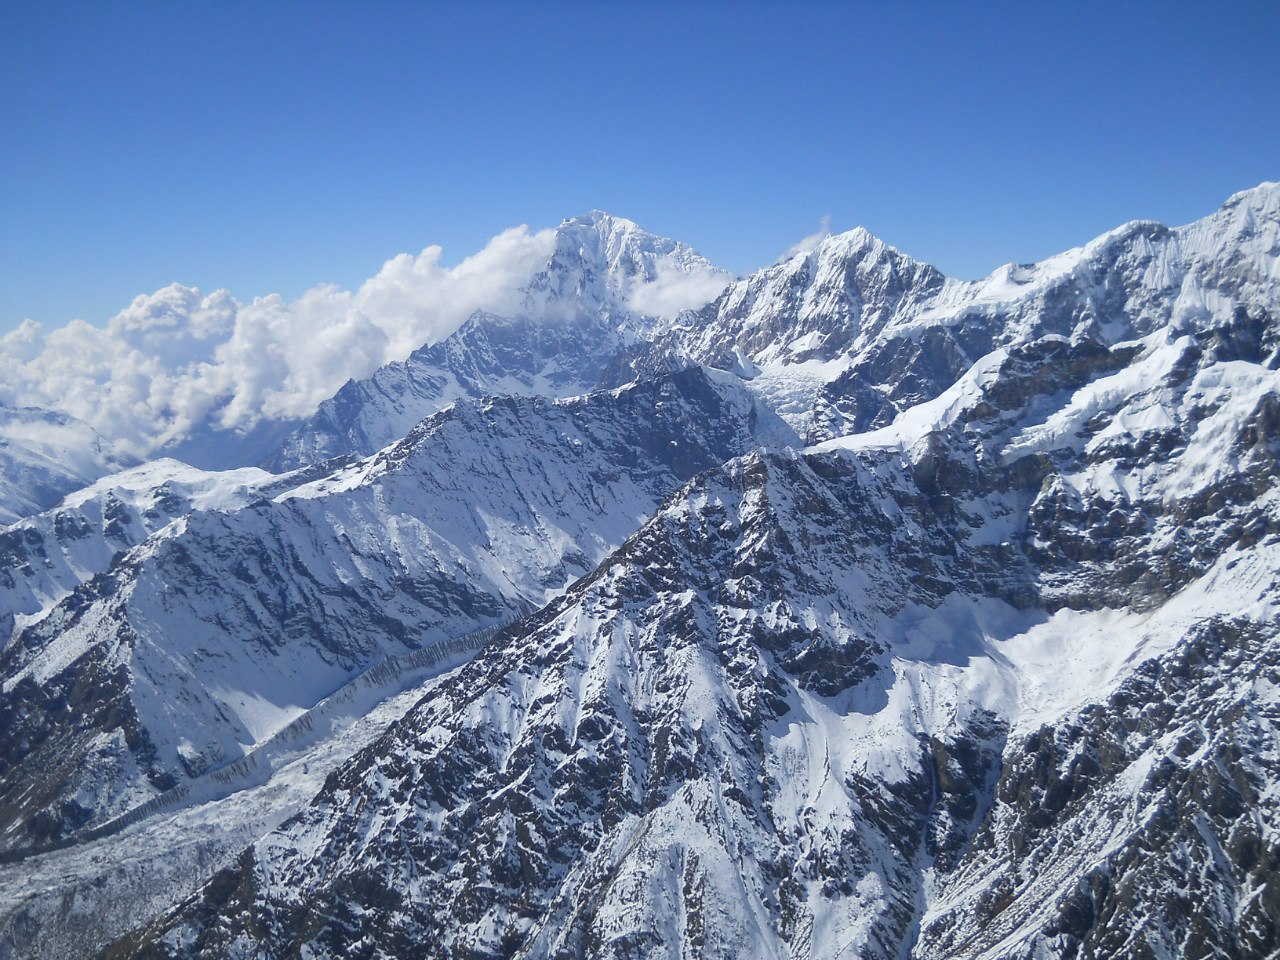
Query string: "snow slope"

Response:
xmin=0 ymin=459 xmax=284 ymax=643
xmin=0 ymin=406 xmax=135 ymax=526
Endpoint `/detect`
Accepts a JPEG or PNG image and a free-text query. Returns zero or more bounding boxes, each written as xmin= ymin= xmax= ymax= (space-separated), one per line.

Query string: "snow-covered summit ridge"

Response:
xmin=7 ymin=185 xmax=1273 ymax=485
xmin=662 ymin=181 xmax=1279 ymax=445
xmin=1222 ymin=179 xmax=1280 ymax=212
xmin=959 ymin=179 xmax=1278 ymax=307
xmin=265 ymin=211 xmax=732 ymax=470
xmin=0 ymin=458 xmax=283 ymax=640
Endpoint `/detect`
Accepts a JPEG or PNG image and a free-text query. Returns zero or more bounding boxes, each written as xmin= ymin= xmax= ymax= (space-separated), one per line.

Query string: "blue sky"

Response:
xmin=2 ymin=0 xmax=1277 ymax=332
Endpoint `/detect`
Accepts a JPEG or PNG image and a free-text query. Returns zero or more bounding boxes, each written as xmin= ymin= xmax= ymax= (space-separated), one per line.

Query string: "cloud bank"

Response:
xmin=0 ymin=226 xmax=555 ymax=456
xmin=626 ymin=259 xmax=733 ymax=319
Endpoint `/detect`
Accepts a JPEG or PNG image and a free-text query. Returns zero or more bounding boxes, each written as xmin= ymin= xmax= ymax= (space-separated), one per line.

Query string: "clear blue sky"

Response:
xmin=2 ymin=0 xmax=1276 ymax=332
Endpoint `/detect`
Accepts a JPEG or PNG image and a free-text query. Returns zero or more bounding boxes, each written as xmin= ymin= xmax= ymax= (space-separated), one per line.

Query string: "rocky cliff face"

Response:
xmin=918 ymin=616 xmax=1280 ymax=960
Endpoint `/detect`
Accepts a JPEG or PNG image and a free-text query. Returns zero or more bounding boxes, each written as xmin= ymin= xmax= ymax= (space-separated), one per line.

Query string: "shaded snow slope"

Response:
xmin=0 ymin=406 xmax=135 ymax=526
xmin=0 ymin=460 xmax=291 ymax=644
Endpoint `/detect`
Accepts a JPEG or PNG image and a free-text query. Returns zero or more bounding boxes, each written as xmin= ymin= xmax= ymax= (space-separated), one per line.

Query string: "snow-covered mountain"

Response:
xmin=657 ymin=181 xmax=1280 ymax=446
xmin=0 ymin=460 xmax=285 ymax=642
xmin=113 ymin=280 xmax=1280 ymax=957
xmin=0 ymin=406 xmax=135 ymax=525
xmin=264 ymin=212 xmax=732 ymax=470
xmin=0 ymin=367 xmax=788 ymax=854
xmin=0 ymin=186 xmax=1277 ymax=960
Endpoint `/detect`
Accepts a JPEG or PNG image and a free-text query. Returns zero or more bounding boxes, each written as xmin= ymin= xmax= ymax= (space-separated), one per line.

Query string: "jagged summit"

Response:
xmin=785 ymin=223 xmax=901 ymax=263
xmin=557 ymin=208 xmax=648 ymax=239
xmin=523 ymin=209 xmax=727 ymax=313
xmin=265 ymin=212 xmax=731 ymax=470
xmin=653 ymin=183 xmax=1280 ymax=447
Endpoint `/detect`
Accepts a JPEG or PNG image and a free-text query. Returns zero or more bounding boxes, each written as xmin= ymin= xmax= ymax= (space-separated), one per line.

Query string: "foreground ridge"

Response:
xmin=68 ymin=617 xmax=517 ymax=859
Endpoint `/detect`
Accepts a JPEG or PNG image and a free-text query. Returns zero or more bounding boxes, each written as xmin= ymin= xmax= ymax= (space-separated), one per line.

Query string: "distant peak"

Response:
xmin=559 ymin=210 xmax=641 ymax=232
xmin=803 ymin=225 xmax=923 ymax=270
xmin=827 ymin=225 xmax=878 ymax=249
xmin=775 ymin=225 xmax=902 ymax=269
xmin=551 ymin=211 xmax=658 ymax=259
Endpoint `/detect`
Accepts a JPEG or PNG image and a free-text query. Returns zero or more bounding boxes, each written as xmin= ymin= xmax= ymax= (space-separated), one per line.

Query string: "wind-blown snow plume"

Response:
xmin=0 ymin=226 xmax=555 ymax=456
xmin=777 ymin=213 xmax=832 ymax=262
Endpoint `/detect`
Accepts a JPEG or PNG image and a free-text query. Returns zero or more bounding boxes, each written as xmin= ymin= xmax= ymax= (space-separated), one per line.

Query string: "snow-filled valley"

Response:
xmin=1 ymin=187 xmax=1278 ymax=959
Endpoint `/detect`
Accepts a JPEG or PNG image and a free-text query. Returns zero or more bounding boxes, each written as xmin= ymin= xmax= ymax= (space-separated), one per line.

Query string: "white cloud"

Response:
xmin=353 ymin=225 xmax=556 ymax=357
xmin=0 ymin=225 xmax=556 ymax=457
xmin=626 ymin=259 xmax=733 ymax=320
xmin=778 ymin=215 xmax=832 ymax=262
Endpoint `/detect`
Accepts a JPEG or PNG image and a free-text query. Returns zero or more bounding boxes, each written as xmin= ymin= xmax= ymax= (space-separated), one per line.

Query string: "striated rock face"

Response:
xmin=918 ymin=617 xmax=1280 ymax=960
xmin=1 ymin=186 xmax=1278 ymax=960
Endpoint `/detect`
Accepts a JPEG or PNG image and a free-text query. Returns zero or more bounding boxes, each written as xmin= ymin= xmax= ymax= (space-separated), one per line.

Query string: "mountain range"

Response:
xmin=0 ymin=184 xmax=1277 ymax=959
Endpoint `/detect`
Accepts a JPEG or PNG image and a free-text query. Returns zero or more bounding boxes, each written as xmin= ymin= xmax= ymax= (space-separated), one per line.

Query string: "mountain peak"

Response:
xmin=775 ymin=225 xmax=932 ymax=280
xmin=552 ymin=210 xmax=687 ymax=265
xmin=559 ymin=209 xmax=641 ymax=232
xmin=526 ymin=212 xmax=728 ymax=316
xmin=816 ymin=225 xmax=888 ymax=260
xmin=1222 ymin=179 xmax=1280 ymax=214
